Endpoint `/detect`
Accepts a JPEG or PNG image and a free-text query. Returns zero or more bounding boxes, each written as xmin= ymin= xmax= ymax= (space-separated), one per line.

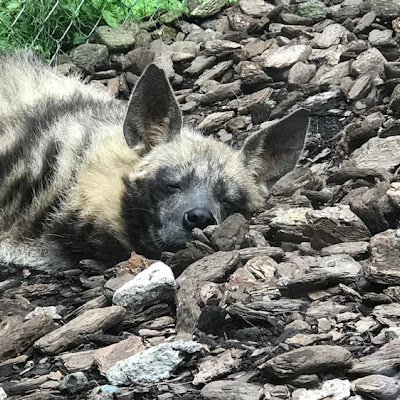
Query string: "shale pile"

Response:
xmin=1 ymin=0 xmax=400 ymax=399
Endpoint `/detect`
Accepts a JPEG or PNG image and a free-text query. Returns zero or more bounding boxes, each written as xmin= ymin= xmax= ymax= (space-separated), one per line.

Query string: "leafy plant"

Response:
xmin=0 ymin=0 xmax=193 ymax=59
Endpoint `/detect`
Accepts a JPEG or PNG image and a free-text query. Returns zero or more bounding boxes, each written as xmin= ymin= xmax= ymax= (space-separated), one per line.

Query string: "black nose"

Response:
xmin=183 ymin=207 xmax=217 ymax=231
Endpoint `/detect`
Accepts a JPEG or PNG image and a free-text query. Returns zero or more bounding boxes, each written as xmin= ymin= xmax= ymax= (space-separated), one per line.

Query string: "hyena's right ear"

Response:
xmin=123 ymin=64 xmax=182 ymax=152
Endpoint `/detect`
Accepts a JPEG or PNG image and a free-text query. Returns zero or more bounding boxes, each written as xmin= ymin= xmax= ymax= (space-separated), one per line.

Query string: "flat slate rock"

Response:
xmin=260 ymin=345 xmax=353 ymax=378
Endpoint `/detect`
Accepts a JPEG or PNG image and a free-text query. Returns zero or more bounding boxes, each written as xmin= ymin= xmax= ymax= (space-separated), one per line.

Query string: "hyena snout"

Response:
xmin=182 ymin=207 xmax=217 ymax=231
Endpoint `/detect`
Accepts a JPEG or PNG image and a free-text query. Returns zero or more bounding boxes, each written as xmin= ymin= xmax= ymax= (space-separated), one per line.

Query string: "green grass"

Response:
xmin=0 ymin=0 xmax=191 ymax=59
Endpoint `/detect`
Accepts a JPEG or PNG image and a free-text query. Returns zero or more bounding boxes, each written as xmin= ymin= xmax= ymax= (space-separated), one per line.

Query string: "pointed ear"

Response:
xmin=241 ymin=108 xmax=309 ymax=190
xmin=123 ymin=64 xmax=182 ymax=152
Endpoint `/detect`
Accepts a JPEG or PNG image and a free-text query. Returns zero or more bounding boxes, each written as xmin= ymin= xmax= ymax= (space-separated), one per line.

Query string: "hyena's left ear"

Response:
xmin=241 ymin=108 xmax=309 ymax=190
xmin=123 ymin=64 xmax=182 ymax=152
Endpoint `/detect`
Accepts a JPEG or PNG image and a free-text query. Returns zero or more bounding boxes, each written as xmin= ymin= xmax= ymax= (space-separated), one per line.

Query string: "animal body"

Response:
xmin=0 ymin=52 xmax=309 ymax=270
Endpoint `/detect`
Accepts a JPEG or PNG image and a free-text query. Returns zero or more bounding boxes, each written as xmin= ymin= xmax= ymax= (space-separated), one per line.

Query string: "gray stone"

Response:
xmin=239 ymin=0 xmax=274 ymax=17
xmin=365 ymin=230 xmax=400 ymax=285
xmin=316 ymin=61 xmax=351 ymax=86
xmin=94 ymin=24 xmax=139 ymax=51
xmin=312 ymin=24 xmax=350 ymax=49
xmin=366 ymin=0 xmax=400 ymax=19
xmin=198 ymin=111 xmax=235 ymax=132
xmin=321 ymin=241 xmax=369 ymax=258
xmin=387 ymin=182 xmax=400 ymax=207
xmin=106 ymin=341 xmax=202 ymax=385
xmin=257 ymin=45 xmax=312 ymax=69
xmin=297 ymin=0 xmax=328 ymax=20
xmin=354 ymin=11 xmax=376 ymax=33
xmin=195 ymin=60 xmax=233 ymax=87
xmin=389 ymin=84 xmax=400 ymax=118
xmin=186 ymin=27 xmax=222 ymax=43
xmin=112 ymin=262 xmax=176 ymax=311
xmin=351 ymin=48 xmax=386 ymax=78
xmin=169 ymin=41 xmax=200 ymax=62
xmin=203 ymin=39 xmax=242 ymax=55
xmin=189 ymin=0 xmax=230 ymax=17
xmin=70 ymin=43 xmax=108 ymax=68
xmin=184 ymin=55 xmax=216 ymax=76
xmin=261 ymin=345 xmax=353 ymax=378
xmin=368 ymin=29 xmax=393 ymax=46
xmin=344 ymin=136 xmax=400 ymax=171
xmin=288 ymin=62 xmax=317 ymax=84
xmin=347 ymin=74 xmax=373 ymax=100
xmin=353 ymin=375 xmax=400 ymax=399
xmin=60 ymin=372 xmax=89 ymax=394
xmin=201 ymin=380 xmax=263 ymax=400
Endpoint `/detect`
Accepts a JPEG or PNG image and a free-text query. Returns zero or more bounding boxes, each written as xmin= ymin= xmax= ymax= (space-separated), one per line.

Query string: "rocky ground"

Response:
xmin=1 ymin=0 xmax=400 ymax=399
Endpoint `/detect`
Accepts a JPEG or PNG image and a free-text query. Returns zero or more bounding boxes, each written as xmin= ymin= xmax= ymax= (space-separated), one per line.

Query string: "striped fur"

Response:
xmin=0 ymin=52 xmax=309 ymax=270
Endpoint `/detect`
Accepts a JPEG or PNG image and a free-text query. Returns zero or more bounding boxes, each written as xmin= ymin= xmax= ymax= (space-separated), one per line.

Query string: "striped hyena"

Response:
xmin=0 ymin=52 xmax=309 ymax=270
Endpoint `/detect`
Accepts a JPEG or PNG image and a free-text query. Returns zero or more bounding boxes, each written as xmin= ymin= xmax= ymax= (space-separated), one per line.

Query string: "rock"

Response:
xmin=189 ymin=0 xmax=230 ymax=17
xmin=239 ymin=0 xmax=274 ymax=17
xmin=288 ymin=62 xmax=317 ymax=84
xmin=277 ymin=254 xmax=362 ymax=294
xmin=227 ymin=87 xmax=274 ymax=115
xmin=34 ymin=306 xmax=125 ymax=355
xmin=59 ymin=372 xmax=89 ymax=395
xmin=198 ymin=111 xmax=235 ymax=132
xmin=295 ymin=379 xmax=352 ymax=400
xmin=365 ymin=0 xmax=400 ymax=19
xmin=369 ymin=29 xmax=393 ymax=46
xmin=94 ymin=335 xmax=146 ymax=374
xmin=195 ymin=60 xmax=233 ymax=87
xmin=365 ymin=230 xmax=400 ymax=285
xmin=316 ymin=61 xmax=351 ymax=86
xmin=210 ymin=213 xmax=249 ymax=251
xmin=0 ymin=314 xmax=55 ymax=361
xmin=201 ymin=380 xmax=263 ymax=400
xmin=347 ymin=74 xmax=373 ymax=100
xmin=196 ymin=80 xmax=242 ymax=104
xmin=112 ymin=262 xmax=176 ymax=311
xmin=389 ymin=84 xmax=400 ymax=118
xmin=297 ymin=1 xmax=328 ymax=21
xmin=321 ymin=241 xmax=369 ymax=258
xmin=354 ymin=11 xmax=376 ymax=33
xmin=106 ymin=341 xmax=202 ymax=385
xmin=70 ymin=43 xmax=109 ymax=68
xmin=343 ymin=136 xmax=400 ymax=171
xmin=57 ymin=350 xmax=96 ymax=372
xmin=184 ymin=55 xmax=216 ymax=76
xmin=24 ymin=306 xmax=62 ymax=321
xmin=122 ymin=47 xmax=155 ymax=74
xmin=353 ymin=375 xmax=400 ymax=399
xmin=193 ymin=348 xmax=244 ymax=385
xmin=261 ymin=345 xmax=353 ymax=378
xmin=170 ymin=41 xmax=200 ymax=62
xmin=0 ymin=387 xmax=6 ymax=400
xmin=256 ymin=45 xmax=312 ymax=69
xmin=351 ymin=48 xmax=386 ymax=78
xmin=349 ymin=338 xmax=400 ymax=375
xmin=312 ymin=24 xmax=350 ymax=49
xmin=387 ymin=182 xmax=400 ymax=207
xmin=94 ymin=24 xmax=139 ymax=51
xmin=308 ymin=205 xmax=371 ymax=250
xmin=203 ymin=39 xmax=242 ymax=55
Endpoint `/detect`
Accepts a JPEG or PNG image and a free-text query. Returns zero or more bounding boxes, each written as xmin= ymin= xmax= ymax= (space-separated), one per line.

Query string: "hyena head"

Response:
xmin=121 ymin=65 xmax=309 ymax=257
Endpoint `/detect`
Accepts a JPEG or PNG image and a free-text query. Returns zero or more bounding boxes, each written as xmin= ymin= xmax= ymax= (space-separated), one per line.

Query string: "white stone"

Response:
xmin=106 ymin=341 xmax=202 ymax=385
xmin=112 ymin=262 xmax=176 ymax=311
xmin=312 ymin=24 xmax=350 ymax=48
xmin=25 ymin=306 xmax=62 ymax=320
xmin=0 ymin=387 xmax=7 ymax=400
xmin=297 ymin=379 xmax=352 ymax=400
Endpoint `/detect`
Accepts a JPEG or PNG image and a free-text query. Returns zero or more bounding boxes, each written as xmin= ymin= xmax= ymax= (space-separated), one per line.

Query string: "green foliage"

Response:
xmin=0 ymin=0 xmax=192 ymax=59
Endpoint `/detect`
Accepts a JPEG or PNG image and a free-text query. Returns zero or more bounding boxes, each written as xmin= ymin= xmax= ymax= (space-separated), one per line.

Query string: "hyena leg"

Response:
xmin=0 ymin=236 xmax=65 ymax=271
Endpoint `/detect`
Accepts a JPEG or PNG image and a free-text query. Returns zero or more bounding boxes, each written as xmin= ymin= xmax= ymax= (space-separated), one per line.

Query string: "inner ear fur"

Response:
xmin=241 ymin=108 xmax=310 ymax=189
xmin=123 ymin=64 xmax=182 ymax=152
